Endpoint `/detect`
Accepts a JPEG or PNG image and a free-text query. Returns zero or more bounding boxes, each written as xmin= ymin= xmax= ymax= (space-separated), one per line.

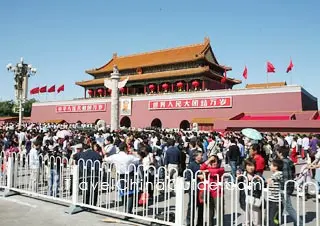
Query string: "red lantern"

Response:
xmin=192 ymin=80 xmax=199 ymax=90
xmin=176 ymin=81 xmax=183 ymax=91
xmin=162 ymin=83 xmax=169 ymax=92
xmin=97 ymin=88 xmax=103 ymax=96
xmin=119 ymin=87 xmax=125 ymax=94
xmin=107 ymin=89 xmax=112 ymax=94
xmin=148 ymin=84 xmax=155 ymax=93
xmin=88 ymin=89 xmax=93 ymax=96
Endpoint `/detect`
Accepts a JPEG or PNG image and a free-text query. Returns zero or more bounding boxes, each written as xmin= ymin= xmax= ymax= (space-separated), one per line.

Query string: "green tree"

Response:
xmin=23 ymin=98 xmax=37 ymax=117
xmin=0 ymin=98 xmax=37 ymax=117
xmin=0 ymin=100 xmax=15 ymax=116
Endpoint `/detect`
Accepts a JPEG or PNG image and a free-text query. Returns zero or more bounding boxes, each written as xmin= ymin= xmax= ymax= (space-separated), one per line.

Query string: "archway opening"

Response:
xmin=179 ymin=120 xmax=190 ymax=130
xmin=151 ymin=118 xmax=162 ymax=128
xmin=120 ymin=116 xmax=131 ymax=128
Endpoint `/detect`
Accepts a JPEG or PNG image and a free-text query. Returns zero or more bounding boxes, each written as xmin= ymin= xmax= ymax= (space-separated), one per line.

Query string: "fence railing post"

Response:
xmin=2 ymin=155 xmax=18 ymax=197
xmin=65 ymin=165 xmax=83 ymax=214
xmin=174 ymin=177 xmax=185 ymax=226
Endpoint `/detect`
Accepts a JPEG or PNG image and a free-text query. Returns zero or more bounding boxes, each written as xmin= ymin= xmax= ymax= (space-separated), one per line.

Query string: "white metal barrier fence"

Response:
xmin=0 ymin=151 xmax=319 ymax=226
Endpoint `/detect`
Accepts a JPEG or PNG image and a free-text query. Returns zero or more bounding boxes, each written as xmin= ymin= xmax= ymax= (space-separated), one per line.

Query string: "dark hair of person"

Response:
xmin=244 ymin=158 xmax=256 ymax=169
xmin=167 ymin=138 xmax=175 ymax=147
xmin=271 ymin=159 xmax=283 ymax=171
xmin=193 ymin=150 xmax=203 ymax=159
xmin=210 ymin=154 xmax=222 ymax=167
xmin=118 ymin=142 xmax=127 ymax=152
xmin=277 ymin=147 xmax=289 ymax=158
xmin=251 ymin=143 xmax=260 ymax=154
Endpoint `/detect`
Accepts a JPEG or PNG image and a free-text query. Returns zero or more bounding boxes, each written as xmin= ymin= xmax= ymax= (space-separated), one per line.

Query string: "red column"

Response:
xmin=171 ymin=83 xmax=174 ymax=92
xmin=157 ymin=84 xmax=160 ymax=93
xmin=104 ymin=88 xmax=106 ymax=97
xmin=202 ymin=80 xmax=205 ymax=90
xmin=127 ymin=87 xmax=129 ymax=95
xmin=144 ymin=85 xmax=146 ymax=94
xmin=93 ymin=89 xmax=96 ymax=98
xmin=186 ymin=82 xmax=189 ymax=92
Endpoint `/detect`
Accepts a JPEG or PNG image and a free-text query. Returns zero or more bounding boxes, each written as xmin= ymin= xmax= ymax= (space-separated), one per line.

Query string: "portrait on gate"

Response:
xmin=120 ymin=98 xmax=132 ymax=116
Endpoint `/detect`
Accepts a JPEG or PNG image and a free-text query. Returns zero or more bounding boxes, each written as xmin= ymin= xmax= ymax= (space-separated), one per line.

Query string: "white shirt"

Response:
xmin=142 ymin=153 xmax=154 ymax=171
xmin=134 ymin=139 xmax=140 ymax=151
xmin=104 ymin=151 xmax=140 ymax=174
xmin=297 ymin=137 xmax=302 ymax=146
xmin=285 ymin=136 xmax=293 ymax=146
xmin=29 ymin=148 xmax=39 ymax=169
xmin=291 ymin=140 xmax=297 ymax=149
xmin=302 ymin=137 xmax=310 ymax=150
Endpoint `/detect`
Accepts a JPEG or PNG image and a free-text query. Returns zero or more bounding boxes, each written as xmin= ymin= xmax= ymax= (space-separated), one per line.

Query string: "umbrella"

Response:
xmin=56 ymin=130 xmax=72 ymax=139
xmin=241 ymin=128 xmax=262 ymax=141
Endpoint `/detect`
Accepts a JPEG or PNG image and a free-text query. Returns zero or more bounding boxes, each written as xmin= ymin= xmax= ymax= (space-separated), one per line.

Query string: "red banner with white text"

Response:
xmin=56 ymin=103 xmax=106 ymax=113
xmin=148 ymin=97 xmax=232 ymax=110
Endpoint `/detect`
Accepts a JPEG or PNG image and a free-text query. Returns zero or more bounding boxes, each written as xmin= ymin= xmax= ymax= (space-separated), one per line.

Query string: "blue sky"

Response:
xmin=0 ymin=0 xmax=319 ymax=102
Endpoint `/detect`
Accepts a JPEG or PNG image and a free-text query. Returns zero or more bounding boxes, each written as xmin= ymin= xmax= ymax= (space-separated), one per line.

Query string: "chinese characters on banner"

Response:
xmin=148 ymin=97 xmax=232 ymax=110
xmin=56 ymin=103 xmax=106 ymax=113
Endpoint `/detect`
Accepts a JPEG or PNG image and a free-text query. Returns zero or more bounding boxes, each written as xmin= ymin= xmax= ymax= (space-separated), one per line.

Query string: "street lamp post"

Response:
xmin=6 ymin=57 xmax=37 ymax=129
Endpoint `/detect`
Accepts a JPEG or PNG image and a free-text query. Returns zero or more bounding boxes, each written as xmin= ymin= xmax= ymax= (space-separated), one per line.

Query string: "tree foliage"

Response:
xmin=0 ymin=98 xmax=37 ymax=117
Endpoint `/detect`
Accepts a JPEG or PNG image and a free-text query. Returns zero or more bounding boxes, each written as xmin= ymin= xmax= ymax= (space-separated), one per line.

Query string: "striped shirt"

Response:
xmin=268 ymin=171 xmax=283 ymax=202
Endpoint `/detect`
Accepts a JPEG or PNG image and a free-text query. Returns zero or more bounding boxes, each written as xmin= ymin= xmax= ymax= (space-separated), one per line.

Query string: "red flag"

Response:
xmin=267 ymin=61 xmax=275 ymax=73
xmin=30 ymin=87 xmax=39 ymax=95
xmin=221 ymin=70 xmax=227 ymax=84
xmin=40 ymin=86 xmax=47 ymax=93
xmin=48 ymin=85 xmax=55 ymax=93
xmin=286 ymin=59 xmax=294 ymax=73
xmin=243 ymin=66 xmax=248 ymax=79
xmin=57 ymin=84 xmax=64 ymax=93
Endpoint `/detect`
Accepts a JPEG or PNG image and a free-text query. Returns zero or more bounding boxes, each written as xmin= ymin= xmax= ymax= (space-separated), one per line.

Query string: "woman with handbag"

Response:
xmin=238 ymin=159 xmax=263 ymax=226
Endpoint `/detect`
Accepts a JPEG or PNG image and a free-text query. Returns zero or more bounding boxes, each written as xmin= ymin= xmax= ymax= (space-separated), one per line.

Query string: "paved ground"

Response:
xmin=0 ymin=194 xmax=144 ymax=226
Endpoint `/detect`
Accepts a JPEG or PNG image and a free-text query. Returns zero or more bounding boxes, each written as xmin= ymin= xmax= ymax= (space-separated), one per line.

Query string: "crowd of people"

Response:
xmin=0 ymin=122 xmax=320 ymax=226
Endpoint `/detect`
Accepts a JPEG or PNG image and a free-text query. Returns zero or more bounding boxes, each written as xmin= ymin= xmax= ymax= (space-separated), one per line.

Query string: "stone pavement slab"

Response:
xmin=0 ymin=194 xmax=144 ymax=226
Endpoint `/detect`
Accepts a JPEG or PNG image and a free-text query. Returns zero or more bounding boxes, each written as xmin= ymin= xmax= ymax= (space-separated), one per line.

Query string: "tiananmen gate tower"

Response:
xmin=30 ymin=37 xmax=320 ymax=132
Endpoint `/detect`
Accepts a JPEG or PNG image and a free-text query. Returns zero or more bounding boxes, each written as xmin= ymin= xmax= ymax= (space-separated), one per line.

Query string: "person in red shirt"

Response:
xmin=200 ymin=155 xmax=225 ymax=226
xmin=249 ymin=144 xmax=265 ymax=176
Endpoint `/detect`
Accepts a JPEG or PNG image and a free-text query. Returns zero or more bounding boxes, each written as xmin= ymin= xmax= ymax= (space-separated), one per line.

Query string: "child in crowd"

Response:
xmin=238 ymin=159 xmax=263 ymax=226
xmin=267 ymin=159 xmax=284 ymax=226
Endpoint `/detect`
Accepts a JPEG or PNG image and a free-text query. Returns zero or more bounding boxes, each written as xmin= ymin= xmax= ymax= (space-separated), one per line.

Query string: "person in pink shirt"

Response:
xmin=200 ymin=155 xmax=225 ymax=226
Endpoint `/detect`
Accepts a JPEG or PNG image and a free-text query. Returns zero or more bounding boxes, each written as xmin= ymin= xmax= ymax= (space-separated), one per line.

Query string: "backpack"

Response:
xmin=283 ymin=158 xmax=295 ymax=194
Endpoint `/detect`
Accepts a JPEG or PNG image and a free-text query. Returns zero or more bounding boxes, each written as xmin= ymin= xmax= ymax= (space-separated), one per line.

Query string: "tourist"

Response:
xmin=267 ymin=159 xmax=284 ymax=226
xmin=29 ymin=141 xmax=41 ymax=192
xmin=103 ymin=135 xmax=117 ymax=157
xmin=290 ymin=136 xmax=299 ymax=164
xmin=200 ymin=155 xmax=225 ymax=226
xmin=302 ymin=134 xmax=310 ymax=160
xmin=104 ymin=142 xmax=140 ymax=214
xmin=277 ymin=147 xmax=302 ymax=226
xmin=226 ymin=138 xmax=241 ymax=181
xmin=238 ymin=159 xmax=263 ymax=226
xmin=164 ymin=138 xmax=181 ymax=183
xmin=73 ymin=143 xmax=102 ymax=206
xmin=186 ymin=151 xmax=204 ymax=226
xmin=249 ymin=144 xmax=265 ymax=177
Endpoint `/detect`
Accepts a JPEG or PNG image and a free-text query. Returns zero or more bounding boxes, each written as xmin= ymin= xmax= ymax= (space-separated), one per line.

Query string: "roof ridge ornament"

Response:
xmin=113 ymin=52 xmax=118 ymax=58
